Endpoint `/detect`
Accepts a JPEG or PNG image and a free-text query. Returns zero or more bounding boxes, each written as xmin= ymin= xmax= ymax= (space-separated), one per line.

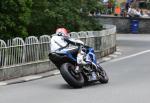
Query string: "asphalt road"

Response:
xmin=0 ymin=34 xmax=150 ymax=103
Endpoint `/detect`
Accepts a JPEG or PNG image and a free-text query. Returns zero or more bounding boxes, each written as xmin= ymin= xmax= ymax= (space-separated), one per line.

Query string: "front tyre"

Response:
xmin=98 ymin=66 xmax=109 ymax=83
xmin=60 ymin=63 xmax=84 ymax=88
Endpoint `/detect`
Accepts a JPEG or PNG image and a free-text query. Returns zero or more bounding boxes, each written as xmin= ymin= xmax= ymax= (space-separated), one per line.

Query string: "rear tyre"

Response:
xmin=60 ymin=63 xmax=85 ymax=88
xmin=98 ymin=66 xmax=109 ymax=83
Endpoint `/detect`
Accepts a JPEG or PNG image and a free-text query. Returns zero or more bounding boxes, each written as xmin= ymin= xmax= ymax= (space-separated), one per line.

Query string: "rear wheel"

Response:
xmin=60 ymin=63 xmax=85 ymax=88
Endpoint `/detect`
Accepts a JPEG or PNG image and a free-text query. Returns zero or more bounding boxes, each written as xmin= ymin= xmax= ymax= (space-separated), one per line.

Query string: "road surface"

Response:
xmin=0 ymin=34 xmax=150 ymax=103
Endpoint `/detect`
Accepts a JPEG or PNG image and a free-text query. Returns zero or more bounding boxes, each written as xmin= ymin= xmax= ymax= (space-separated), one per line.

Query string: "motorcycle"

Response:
xmin=49 ymin=42 xmax=108 ymax=88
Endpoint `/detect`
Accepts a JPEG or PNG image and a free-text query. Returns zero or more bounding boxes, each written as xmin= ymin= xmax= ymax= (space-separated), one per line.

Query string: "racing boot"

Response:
xmin=89 ymin=71 xmax=97 ymax=81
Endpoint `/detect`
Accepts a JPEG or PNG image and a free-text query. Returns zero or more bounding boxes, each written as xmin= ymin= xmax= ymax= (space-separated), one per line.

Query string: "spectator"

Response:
xmin=147 ymin=10 xmax=150 ymax=16
xmin=136 ymin=8 xmax=142 ymax=17
xmin=125 ymin=2 xmax=130 ymax=11
xmin=140 ymin=9 xmax=144 ymax=16
xmin=127 ymin=5 xmax=141 ymax=17
xmin=142 ymin=10 xmax=149 ymax=17
xmin=114 ymin=6 xmax=121 ymax=16
xmin=95 ymin=9 xmax=101 ymax=16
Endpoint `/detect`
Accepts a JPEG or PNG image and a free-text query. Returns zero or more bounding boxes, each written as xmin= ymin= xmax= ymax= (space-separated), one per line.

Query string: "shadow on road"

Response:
xmin=56 ymin=82 xmax=108 ymax=89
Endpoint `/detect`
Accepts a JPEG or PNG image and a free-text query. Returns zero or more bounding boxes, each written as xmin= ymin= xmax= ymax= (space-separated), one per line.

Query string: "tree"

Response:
xmin=47 ymin=0 xmax=82 ymax=32
xmin=0 ymin=0 xmax=32 ymax=40
xmin=28 ymin=0 xmax=102 ymax=35
xmin=27 ymin=0 xmax=50 ymax=36
xmin=0 ymin=0 xmax=103 ymax=39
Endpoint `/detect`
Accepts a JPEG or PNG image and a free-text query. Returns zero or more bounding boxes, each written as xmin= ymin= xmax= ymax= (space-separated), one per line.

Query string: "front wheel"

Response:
xmin=97 ymin=66 xmax=109 ymax=83
xmin=60 ymin=63 xmax=85 ymax=88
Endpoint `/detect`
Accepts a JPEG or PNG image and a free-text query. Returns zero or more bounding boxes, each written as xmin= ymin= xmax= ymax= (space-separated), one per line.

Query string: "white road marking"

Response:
xmin=110 ymin=50 xmax=150 ymax=62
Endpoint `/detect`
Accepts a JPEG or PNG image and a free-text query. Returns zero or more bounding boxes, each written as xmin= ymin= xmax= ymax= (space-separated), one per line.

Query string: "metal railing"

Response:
xmin=0 ymin=35 xmax=51 ymax=68
xmin=0 ymin=25 xmax=116 ymax=68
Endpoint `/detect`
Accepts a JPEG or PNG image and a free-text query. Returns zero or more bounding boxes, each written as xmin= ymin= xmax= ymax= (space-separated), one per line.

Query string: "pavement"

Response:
xmin=0 ymin=48 xmax=121 ymax=86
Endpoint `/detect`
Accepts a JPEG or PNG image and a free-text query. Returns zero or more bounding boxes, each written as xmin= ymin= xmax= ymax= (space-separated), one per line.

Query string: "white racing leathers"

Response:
xmin=50 ymin=36 xmax=68 ymax=52
xmin=50 ymin=35 xmax=86 ymax=65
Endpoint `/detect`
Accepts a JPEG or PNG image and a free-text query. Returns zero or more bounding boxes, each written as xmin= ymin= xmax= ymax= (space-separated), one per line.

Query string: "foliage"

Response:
xmin=29 ymin=0 xmax=102 ymax=35
xmin=0 ymin=0 xmax=102 ymax=39
xmin=27 ymin=0 xmax=50 ymax=36
xmin=0 ymin=0 xmax=32 ymax=40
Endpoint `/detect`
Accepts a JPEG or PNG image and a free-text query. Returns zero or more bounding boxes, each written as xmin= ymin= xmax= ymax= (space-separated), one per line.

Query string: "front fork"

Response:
xmin=74 ymin=62 xmax=103 ymax=81
xmin=75 ymin=65 xmax=80 ymax=73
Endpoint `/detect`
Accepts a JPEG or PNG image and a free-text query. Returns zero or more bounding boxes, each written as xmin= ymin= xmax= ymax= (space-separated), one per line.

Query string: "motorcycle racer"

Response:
xmin=51 ymin=28 xmax=86 ymax=64
xmin=50 ymin=28 xmax=99 ymax=80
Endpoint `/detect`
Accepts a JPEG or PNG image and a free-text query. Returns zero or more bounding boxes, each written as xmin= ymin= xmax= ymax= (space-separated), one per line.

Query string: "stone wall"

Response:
xmin=95 ymin=16 xmax=150 ymax=33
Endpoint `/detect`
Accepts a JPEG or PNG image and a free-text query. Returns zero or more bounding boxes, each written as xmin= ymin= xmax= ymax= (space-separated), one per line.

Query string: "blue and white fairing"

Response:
xmin=54 ymin=46 xmax=97 ymax=65
xmin=55 ymin=48 xmax=78 ymax=62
